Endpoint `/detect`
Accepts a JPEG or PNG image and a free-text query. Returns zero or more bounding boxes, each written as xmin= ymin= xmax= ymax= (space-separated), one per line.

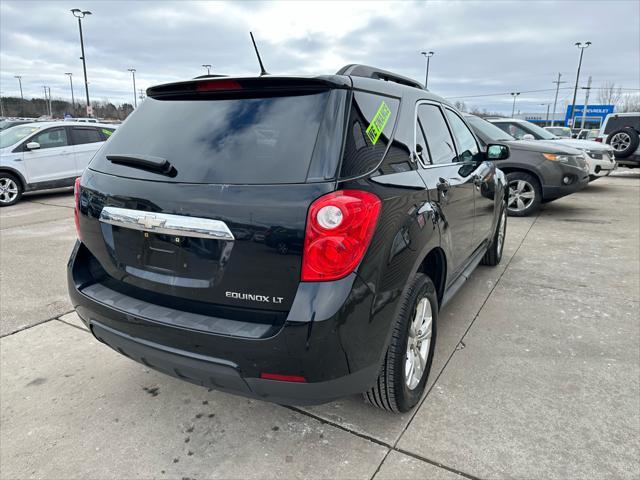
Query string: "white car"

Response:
xmin=487 ymin=118 xmax=617 ymax=181
xmin=0 ymin=121 xmax=116 ymax=206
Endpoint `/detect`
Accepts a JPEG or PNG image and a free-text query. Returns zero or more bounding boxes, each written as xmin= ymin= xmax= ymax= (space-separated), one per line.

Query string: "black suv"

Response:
xmin=68 ymin=65 xmax=509 ymax=413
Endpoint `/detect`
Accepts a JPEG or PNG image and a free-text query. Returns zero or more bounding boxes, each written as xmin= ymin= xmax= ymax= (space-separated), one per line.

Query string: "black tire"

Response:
xmin=0 ymin=172 xmax=23 ymax=207
xmin=607 ymin=127 xmax=640 ymax=159
xmin=481 ymin=204 xmax=506 ymax=266
xmin=364 ymin=273 xmax=438 ymax=413
xmin=506 ymin=171 xmax=541 ymax=217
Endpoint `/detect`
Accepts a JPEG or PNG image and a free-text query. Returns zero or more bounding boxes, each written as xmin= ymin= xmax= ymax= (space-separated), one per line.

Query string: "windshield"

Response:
xmin=466 ymin=116 xmax=515 ymax=141
xmin=546 ymin=127 xmax=571 ymax=138
xmin=494 ymin=120 xmax=557 ymax=140
xmin=0 ymin=125 xmax=39 ymax=149
xmin=519 ymin=121 xmax=557 ymax=139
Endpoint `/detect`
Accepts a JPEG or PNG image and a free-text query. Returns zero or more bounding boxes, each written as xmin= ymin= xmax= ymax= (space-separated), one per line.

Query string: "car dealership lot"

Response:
xmin=1 ymin=173 xmax=639 ymax=479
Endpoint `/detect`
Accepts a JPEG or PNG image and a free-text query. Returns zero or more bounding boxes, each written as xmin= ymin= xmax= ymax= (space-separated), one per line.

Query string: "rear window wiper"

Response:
xmin=106 ymin=154 xmax=177 ymax=177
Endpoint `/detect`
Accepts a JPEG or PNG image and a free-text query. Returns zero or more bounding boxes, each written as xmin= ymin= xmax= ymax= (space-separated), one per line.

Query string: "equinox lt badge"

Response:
xmin=226 ymin=291 xmax=284 ymax=304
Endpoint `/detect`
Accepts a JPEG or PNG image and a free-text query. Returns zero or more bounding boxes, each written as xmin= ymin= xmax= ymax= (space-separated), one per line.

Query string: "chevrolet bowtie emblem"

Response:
xmin=137 ymin=215 xmax=166 ymax=229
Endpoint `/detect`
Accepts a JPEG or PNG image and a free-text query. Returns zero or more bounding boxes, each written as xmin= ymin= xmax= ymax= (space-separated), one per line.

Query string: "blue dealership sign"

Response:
xmin=565 ymin=104 xmax=614 ymax=126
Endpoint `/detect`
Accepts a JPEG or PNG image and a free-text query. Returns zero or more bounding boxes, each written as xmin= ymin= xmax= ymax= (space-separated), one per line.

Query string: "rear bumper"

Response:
xmin=90 ymin=320 xmax=377 ymax=405
xmin=67 ymin=242 xmax=385 ymax=405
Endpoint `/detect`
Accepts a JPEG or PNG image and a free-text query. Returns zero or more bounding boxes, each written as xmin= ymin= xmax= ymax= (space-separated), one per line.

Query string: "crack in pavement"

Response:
xmin=0 ymin=309 xmax=75 ymax=338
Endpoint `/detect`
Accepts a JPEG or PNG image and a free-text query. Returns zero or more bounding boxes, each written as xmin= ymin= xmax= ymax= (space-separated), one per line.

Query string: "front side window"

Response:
xmin=30 ymin=128 xmax=69 ymax=150
xmin=417 ymin=104 xmax=456 ymax=165
xmin=73 ymin=128 xmax=103 ymax=145
xmin=444 ymin=110 xmax=481 ymax=163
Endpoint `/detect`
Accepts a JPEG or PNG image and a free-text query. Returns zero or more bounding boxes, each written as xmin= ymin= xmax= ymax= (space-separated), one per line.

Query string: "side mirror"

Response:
xmin=26 ymin=142 xmax=40 ymax=150
xmin=522 ymin=134 xmax=535 ymax=141
xmin=487 ymin=144 xmax=509 ymax=161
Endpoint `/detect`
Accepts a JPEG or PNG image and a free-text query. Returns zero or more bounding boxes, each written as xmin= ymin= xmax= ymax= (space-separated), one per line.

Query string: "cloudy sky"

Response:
xmin=1 ymin=0 xmax=639 ymax=114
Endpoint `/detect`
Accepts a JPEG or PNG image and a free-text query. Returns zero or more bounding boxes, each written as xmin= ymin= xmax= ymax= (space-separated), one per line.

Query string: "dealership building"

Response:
xmin=514 ymin=104 xmax=615 ymax=129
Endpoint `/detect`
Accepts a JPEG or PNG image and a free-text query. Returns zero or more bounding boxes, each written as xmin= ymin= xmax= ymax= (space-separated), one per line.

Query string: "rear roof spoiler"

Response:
xmin=336 ymin=64 xmax=424 ymax=90
xmin=147 ymin=76 xmax=351 ymax=99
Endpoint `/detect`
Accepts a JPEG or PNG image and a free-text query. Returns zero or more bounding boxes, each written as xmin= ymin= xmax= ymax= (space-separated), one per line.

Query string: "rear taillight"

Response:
xmin=301 ymin=190 xmax=381 ymax=282
xmin=74 ymin=177 xmax=81 ymax=239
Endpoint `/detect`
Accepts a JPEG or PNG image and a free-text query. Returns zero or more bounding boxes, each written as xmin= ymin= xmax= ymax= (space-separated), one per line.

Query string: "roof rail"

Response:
xmin=336 ymin=64 xmax=424 ymax=90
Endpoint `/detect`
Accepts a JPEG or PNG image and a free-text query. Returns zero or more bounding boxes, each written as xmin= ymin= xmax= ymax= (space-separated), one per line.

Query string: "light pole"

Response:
xmin=71 ymin=9 xmax=92 ymax=116
xmin=551 ymin=73 xmax=566 ymax=126
xmin=14 ymin=75 xmax=24 ymax=116
xmin=65 ymin=73 xmax=75 ymax=112
xmin=420 ymin=51 xmax=434 ymax=89
xmin=47 ymin=87 xmax=52 ymax=117
xmin=580 ymin=75 xmax=593 ymax=130
xmin=569 ymin=41 xmax=591 ymax=127
xmin=539 ymin=103 xmax=551 ymax=125
xmin=43 ymin=86 xmax=49 ymax=116
xmin=128 ymin=68 xmax=137 ymax=108
xmin=510 ymin=92 xmax=520 ymax=117
xmin=0 ymin=91 xmax=5 ymax=117
xmin=202 ymin=64 xmax=212 ymax=75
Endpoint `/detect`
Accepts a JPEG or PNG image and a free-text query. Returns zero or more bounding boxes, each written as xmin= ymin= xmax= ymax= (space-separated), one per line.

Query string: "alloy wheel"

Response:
xmin=508 ymin=180 xmax=535 ymax=213
xmin=405 ymin=297 xmax=433 ymax=390
xmin=0 ymin=178 xmax=18 ymax=205
xmin=610 ymin=132 xmax=631 ymax=152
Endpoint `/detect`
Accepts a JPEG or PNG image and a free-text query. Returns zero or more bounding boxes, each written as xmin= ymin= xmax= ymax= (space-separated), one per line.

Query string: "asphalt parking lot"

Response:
xmin=1 ymin=171 xmax=639 ymax=480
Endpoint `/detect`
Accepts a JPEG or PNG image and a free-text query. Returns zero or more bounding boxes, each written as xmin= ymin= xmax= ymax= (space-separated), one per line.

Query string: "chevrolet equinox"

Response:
xmin=68 ymin=65 xmax=509 ymax=412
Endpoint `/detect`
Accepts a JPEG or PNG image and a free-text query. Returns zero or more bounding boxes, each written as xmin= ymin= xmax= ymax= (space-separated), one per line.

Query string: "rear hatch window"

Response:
xmin=90 ymin=89 xmax=347 ymax=184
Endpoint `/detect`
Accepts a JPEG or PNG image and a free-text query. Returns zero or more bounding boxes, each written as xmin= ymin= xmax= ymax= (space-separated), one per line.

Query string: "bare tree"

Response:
xmin=454 ymin=100 xmax=467 ymax=112
xmin=619 ymin=93 xmax=640 ymax=112
xmin=598 ymin=81 xmax=623 ymax=106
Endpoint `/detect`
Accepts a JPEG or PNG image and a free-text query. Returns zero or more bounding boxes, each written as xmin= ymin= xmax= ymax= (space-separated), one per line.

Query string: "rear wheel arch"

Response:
xmin=417 ymin=247 xmax=446 ymax=308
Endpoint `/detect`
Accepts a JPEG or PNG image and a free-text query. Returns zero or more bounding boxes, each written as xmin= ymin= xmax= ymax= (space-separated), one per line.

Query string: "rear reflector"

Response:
xmin=74 ymin=177 xmax=81 ymax=240
xmin=302 ymin=190 xmax=381 ymax=282
xmin=196 ymin=79 xmax=242 ymax=92
xmin=260 ymin=373 xmax=307 ymax=383
xmin=595 ymin=137 xmax=603 ymax=142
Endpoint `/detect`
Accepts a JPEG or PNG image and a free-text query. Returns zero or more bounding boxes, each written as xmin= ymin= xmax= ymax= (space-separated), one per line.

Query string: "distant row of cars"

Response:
xmin=543 ymin=113 xmax=640 ymax=166
xmin=0 ymin=121 xmax=115 ymax=206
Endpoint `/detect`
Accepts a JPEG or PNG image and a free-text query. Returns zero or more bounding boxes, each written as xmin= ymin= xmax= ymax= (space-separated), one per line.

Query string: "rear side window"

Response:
xmin=417 ymin=104 xmax=456 ymax=165
xmin=91 ymin=92 xmax=339 ymax=184
xmin=604 ymin=115 xmax=640 ymax=134
xmin=339 ymin=91 xmax=399 ymax=178
xmin=73 ymin=128 xmax=102 ymax=145
xmin=100 ymin=128 xmax=115 ymax=139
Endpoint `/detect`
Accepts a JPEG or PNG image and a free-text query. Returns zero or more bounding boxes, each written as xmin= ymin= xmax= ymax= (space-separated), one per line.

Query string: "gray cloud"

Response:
xmin=1 ymin=0 xmax=638 ymax=114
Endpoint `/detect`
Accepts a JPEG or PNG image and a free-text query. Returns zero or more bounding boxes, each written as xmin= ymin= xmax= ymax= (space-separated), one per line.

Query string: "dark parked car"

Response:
xmin=68 ymin=65 xmax=509 ymax=413
xmin=465 ymin=115 xmax=589 ymax=216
